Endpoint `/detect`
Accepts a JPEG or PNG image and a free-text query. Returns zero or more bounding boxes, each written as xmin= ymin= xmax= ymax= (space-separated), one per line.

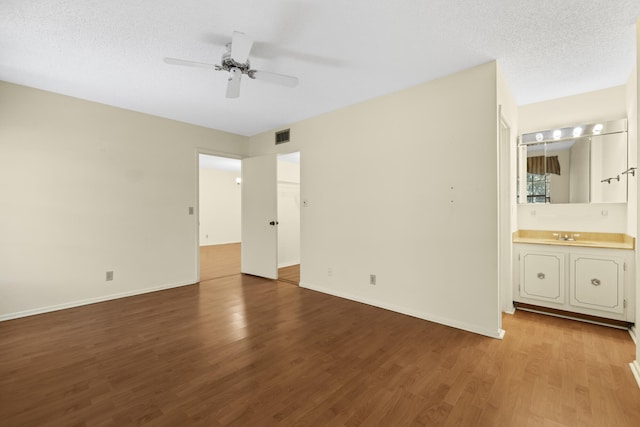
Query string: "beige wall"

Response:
xmin=250 ymin=62 xmax=503 ymax=338
xmin=0 ymin=82 xmax=248 ymax=319
xmin=199 ymin=168 xmax=242 ymax=245
xmin=519 ymin=85 xmax=627 ymax=133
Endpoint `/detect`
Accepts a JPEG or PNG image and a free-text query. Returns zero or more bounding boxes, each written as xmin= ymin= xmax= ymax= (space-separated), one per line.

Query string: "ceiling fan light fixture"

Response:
xmin=229 ymin=67 xmax=241 ymax=81
xmin=164 ymin=30 xmax=299 ymax=99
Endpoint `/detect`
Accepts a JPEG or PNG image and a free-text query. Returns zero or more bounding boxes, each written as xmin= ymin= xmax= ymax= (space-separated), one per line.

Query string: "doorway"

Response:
xmin=198 ymin=153 xmax=242 ymax=281
xmin=277 ymin=152 xmax=301 ymax=284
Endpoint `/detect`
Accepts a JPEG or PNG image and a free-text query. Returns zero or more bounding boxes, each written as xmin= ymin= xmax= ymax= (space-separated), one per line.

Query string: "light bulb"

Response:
xmin=535 ymin=133 xmax=544 ymax=142
xmin=593 ymin=123 xmax=603 ymax=134
xmin=553 ymin=130 xmax=562 ymax=139
xmin=572 ymin=127 xmax=583 ymax=137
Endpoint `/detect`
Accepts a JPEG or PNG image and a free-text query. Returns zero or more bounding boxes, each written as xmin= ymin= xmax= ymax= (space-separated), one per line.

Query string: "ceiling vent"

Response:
xmin=275 ymin=129 xmax=290 ymax=145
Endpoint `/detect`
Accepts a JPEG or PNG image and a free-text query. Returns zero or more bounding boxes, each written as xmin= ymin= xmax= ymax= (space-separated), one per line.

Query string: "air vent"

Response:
xmin=275 ymin=129 xmax=290 ymax=145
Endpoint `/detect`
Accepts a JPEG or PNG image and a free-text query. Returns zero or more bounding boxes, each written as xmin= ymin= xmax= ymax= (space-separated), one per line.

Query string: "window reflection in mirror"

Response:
xmin=518 ymin=119 xmax=628 ymax=204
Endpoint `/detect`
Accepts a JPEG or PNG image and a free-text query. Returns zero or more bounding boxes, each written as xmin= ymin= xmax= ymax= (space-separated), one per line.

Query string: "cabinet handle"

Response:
xmin=537 ymin=273 xmax=545 ymax=279
xmin=591 ymin=278 xmax=601 ymax=286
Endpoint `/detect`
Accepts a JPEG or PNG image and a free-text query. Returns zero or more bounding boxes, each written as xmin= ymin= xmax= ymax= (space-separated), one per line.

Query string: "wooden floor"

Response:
xmin=200 ymin=243 xmax=299 ymax=285
xmin=277 ymin=264 xmax=300 ymax=285
xmin=1 ymin=273 xmax=639 ymax=426
xmin=200 ymin=243 xmax=241 ymax=281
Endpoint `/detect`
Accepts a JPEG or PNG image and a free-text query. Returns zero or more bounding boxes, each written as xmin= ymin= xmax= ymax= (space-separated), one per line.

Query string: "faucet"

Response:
xmin=553 ymin=232 xmax=580 ymax=241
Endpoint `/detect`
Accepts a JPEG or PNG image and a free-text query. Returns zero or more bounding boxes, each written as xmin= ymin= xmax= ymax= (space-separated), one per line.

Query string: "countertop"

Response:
xmin=512 ymin=229 xmax=635 ymax=250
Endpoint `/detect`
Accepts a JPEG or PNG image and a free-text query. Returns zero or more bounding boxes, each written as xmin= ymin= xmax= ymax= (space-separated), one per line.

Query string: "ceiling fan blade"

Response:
xmin=250 ymin=70 xmax=299 ymax=88
xmin=230 ymin=31 xmax=254 ymax=63
xmin=163 ymin=57 xmax=217 ymax=69
xmin=226 ymin=68 xmax=242 ymax=98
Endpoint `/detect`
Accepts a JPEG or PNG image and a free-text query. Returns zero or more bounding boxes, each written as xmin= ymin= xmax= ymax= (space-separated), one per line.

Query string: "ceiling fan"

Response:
xmin=164 ymin=31 xmax=299 ymax=99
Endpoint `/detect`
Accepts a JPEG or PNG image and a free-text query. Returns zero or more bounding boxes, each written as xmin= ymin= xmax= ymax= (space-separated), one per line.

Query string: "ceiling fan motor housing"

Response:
xmin=220 ymin=51 xmax=250 ymax=74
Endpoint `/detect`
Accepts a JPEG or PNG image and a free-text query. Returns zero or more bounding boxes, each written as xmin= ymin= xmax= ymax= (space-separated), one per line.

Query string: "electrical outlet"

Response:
xmin=370 ymin=274 xmax=376 ymax=285
xmin=106 ymin=271 xmax=114 ymax=281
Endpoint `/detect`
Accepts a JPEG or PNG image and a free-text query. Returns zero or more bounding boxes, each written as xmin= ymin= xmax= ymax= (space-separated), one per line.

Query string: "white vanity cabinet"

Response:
xmin=520 ymin=251 xmax=565 ymax=304
xmin=513 ymin=243 xmax=634 ymax=322
xmin=570 ymin=254 xmax=625 ymax=314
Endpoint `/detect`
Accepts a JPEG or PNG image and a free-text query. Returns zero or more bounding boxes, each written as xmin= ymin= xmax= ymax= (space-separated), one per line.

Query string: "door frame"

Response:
xmin=276 ymin=151 xmax=301 ymax=274
xmin=498 ymin=107 xmax=514 ymax=317
xmin=194 ymin=147 xmax=243 ymax=283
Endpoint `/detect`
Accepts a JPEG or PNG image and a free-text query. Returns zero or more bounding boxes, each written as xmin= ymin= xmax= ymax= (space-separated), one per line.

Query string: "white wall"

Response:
xmin=199 ymin=167 xmax=241 ymax=245
xmin=0 ymin=82 xmax=248 ymax=319
xmin=517 ymin=86 xmax=629 ymax=232
xmin=250 ymin=62 xmax=503 ymax=338
xmin=517 ymin=203 xmax=627 ymax=233
xmin=277 ymin=158 xmax=300 ymax=268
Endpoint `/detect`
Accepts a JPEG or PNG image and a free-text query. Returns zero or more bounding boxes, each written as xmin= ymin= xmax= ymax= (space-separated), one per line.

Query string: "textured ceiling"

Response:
xmin=1 ymin=0 xmax=639 ymax=136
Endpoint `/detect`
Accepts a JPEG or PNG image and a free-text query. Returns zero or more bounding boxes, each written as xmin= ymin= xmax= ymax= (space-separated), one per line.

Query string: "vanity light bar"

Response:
xmin=521 ymin=118 xmax=627 ymax=145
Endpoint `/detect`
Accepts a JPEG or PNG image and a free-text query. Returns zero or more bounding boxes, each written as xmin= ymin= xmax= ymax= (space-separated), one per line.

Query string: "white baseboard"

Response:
xmin=199 ymin=241 xmax=241 ymax=247
xmin=630 ymin=325 xmax=637 ymax=345
xmin=503 ymin=305 xmax=516 ymax=315
xmin=0 ymin=281 xmax=196 ymax=322
xmin=278 ymin=261 xmax=300 ymax=269
xmin=630 ymin=361 xmax=640 ymax=390
xmin=299 ymin=281 xmax=505 ymax=340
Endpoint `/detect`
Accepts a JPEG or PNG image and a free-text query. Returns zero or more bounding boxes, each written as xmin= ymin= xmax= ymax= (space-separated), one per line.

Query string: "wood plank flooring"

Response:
xmin=200 ymin=243 xmax=299 ymax=285
xmin=199 ymin=243 xmax=241 ymax=281
xmin=1 ymin=275 xmax=640 ymax=425
xmin=277 ymin=264 xmax=300 ymax=285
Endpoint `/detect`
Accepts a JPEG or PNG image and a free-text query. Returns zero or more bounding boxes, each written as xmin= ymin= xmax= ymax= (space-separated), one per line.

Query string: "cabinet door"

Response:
xmin=520 ymin=251 xmax=565 ymax=304
xmin=570 ymin=255 xmax=624 ymax=314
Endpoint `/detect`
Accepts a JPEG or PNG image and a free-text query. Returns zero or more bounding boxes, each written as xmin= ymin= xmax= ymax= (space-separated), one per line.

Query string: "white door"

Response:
xmin=241 ymin=154 xmax=278 ymax=279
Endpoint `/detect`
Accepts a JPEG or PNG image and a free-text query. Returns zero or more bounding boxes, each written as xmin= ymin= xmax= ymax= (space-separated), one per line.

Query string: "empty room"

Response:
xmin=2 ymin=1 xmax=640 ymax=425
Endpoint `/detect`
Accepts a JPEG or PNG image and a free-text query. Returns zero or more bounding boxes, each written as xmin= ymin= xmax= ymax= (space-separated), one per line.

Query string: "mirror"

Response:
xmin=590 ymin=132 xmax=628 ymax=203
xmin=518 ymin=119 xmax=628 ymax=204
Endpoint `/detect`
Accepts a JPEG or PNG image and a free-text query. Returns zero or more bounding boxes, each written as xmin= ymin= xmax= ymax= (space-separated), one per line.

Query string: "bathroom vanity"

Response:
xmin=513 ymin=230 xmax=635 ymax=323
xmin=513 ymin=117 xmax=636 ymax=326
